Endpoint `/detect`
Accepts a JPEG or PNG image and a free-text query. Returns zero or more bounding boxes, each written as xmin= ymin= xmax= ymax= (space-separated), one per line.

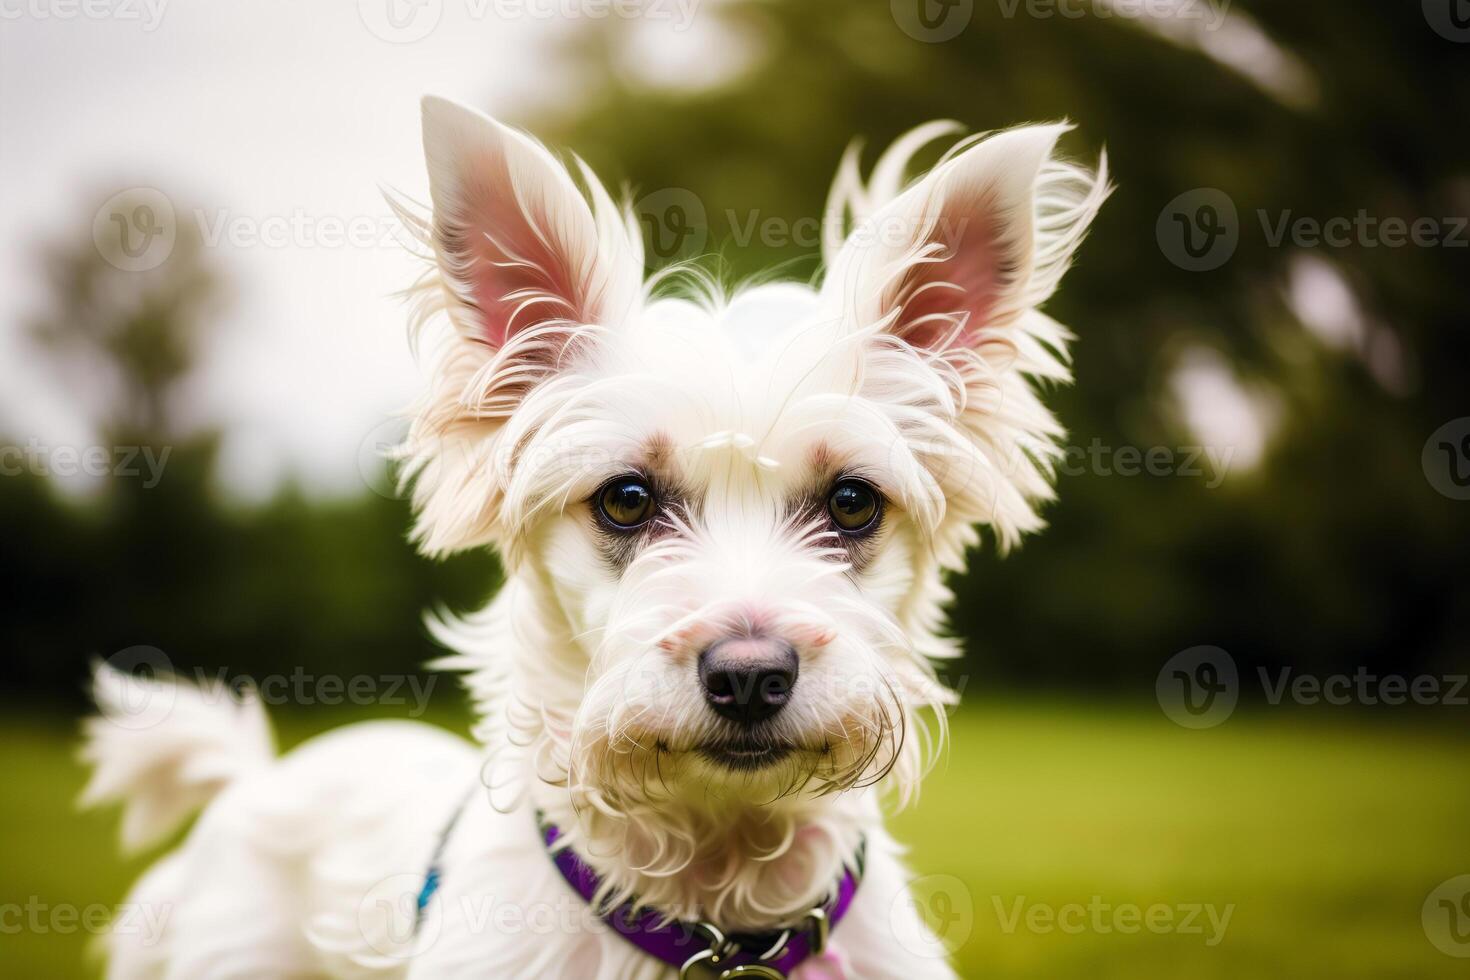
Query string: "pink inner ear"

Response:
xmin=892 ymin=187 xmax=1019 ymax=353
xmin=444 ymin=161 xmax=585 ymax=349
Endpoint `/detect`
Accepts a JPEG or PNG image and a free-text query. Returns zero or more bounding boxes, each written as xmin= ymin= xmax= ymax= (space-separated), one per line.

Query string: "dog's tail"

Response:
xmin=80 ymin=662 xmax=276 ymax=852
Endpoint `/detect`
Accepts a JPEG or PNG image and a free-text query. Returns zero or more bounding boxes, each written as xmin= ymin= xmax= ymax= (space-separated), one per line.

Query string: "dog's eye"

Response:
xmin=596 ymin=477 xmax=655 ymax=530
xmin=828 ymin=479 xmax=881 ymax=534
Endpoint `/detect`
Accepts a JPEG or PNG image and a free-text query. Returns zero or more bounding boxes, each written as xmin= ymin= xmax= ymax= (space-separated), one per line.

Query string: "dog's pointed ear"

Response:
xmin=825 ymin=123 xmax=1103 ymax=360
xmin=400 ymin=98 xmax=643 ymax=558
xmin=421 ymin=95 xmax=642 ymax=349
xmin=823 ymin=123 xmax=1109 ymax=550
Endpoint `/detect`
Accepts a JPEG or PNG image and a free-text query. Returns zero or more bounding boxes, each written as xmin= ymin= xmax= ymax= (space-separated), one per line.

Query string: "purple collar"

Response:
xmin=540 ymin=817 xmax=863 ymax=976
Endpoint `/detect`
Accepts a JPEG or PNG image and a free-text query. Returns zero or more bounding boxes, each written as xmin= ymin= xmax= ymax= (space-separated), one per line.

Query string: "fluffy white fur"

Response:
xmin=84 ymin=96 xmax=1108 ymax=979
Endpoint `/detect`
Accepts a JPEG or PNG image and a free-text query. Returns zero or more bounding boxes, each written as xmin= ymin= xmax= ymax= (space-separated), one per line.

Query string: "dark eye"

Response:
xmin=596 ymin=477 xmax=655 ymax=530
xmin=828 ymin=479 xmax=881 ymax=534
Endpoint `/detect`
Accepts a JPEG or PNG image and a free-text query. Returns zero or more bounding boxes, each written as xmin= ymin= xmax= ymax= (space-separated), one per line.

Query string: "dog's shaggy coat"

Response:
xmin=84 ymin=96 xmax=1107 ymax=979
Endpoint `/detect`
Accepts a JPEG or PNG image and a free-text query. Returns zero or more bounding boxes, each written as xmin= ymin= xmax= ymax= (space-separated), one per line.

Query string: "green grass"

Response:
xmin=3 ymin=703 xmax=1467 ymax=978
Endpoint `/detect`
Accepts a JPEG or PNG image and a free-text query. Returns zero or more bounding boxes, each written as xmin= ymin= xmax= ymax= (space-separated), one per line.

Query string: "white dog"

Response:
xmin=83 ymin=96 xmax=1107 ymax=979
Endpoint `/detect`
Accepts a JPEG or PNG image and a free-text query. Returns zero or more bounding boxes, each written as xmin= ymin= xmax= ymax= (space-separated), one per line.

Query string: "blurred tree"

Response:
xmin=3 ymin=196 xmax=498 ymax=710
xmin=4 ymin=3 xmax=1465 ymax=708
xmin=31 ymin=189 xmax=219 ymax=444
xmin=531 ymin=0 xmax=1470 ymax=690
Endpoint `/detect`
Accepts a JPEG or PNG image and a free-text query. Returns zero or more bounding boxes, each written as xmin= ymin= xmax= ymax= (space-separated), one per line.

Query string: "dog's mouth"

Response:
xmin=698 ymin=737 xmax=796 ymax=772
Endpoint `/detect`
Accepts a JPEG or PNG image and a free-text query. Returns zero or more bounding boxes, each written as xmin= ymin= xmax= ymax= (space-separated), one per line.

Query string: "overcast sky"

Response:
xmin=0 ymin=2 xmax=607 ymax=499
xmin=2 ymin=0 xmax=1279 ymax=499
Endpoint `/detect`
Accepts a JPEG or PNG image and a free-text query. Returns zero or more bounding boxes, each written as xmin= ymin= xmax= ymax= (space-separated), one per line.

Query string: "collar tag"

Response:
xmin=678 ymin=920 xmax=790 ymax=979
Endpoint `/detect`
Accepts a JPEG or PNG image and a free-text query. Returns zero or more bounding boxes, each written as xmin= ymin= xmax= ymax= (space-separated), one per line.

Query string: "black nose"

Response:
xmin=698 ymin=638 xmax=799 ymax=727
